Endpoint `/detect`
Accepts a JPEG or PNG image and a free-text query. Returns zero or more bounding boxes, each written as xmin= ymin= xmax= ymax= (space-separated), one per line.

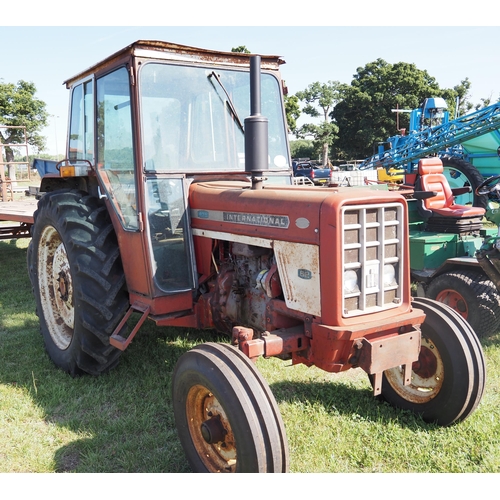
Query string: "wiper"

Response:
xmin=208 ymin=71 xmax=244 ymax=133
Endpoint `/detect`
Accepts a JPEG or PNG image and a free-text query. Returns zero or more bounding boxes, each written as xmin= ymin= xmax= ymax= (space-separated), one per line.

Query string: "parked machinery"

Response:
xmin=359 ymin=98 xmax=500 ymax=208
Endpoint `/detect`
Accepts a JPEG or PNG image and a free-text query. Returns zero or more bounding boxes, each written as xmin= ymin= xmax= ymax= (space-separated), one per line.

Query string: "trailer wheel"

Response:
xmin=376 ymin=298 xmax=484 ymax=426
xmin=426 ymin=270 xmax=500 ymax=337
xmin=172 ymin=342 xmax=289 ymax=473
xmin=28 ymin=190 xmax=129 ymax=376
xmin=440 ymin=156 xmax=487 ymax=208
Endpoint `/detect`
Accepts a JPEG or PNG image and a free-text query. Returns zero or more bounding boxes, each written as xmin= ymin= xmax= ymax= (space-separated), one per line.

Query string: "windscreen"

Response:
xmin=139 ymin=62 xmax=289 ymax=173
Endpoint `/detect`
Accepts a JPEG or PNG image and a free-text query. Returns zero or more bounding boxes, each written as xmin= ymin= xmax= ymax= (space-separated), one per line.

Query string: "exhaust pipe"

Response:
xmin=245 ymin=55 xmax=269 ymax=189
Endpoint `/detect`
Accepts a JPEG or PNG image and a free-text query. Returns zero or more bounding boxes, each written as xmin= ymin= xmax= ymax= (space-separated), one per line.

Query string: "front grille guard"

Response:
xmin=342 ymin=203 xmax=404 ymax=317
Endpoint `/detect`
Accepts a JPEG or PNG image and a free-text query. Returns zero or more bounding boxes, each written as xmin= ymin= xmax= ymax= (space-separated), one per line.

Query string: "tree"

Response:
xmin=284 ymin=94 xmax=301 ymax=134
xmin=441 ymin=78 xmax=500 ymax=114
xmin=441 ymin=78 xmax=474 ymax=118
xmin=290 ymin=139 xmax=315 ymax=160
xmin=0 ymin=80 xmax=48 ymax=180
xmin=332 ymin=59 xmax=444 ymax=159
xmin=231 ymin=46 xmax=251 ymax=54
xmin=295 ymin=81 xmax=341 ymax=166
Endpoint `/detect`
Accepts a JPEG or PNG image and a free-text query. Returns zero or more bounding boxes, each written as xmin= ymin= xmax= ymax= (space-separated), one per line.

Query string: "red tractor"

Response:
xmin=27 ymin=40 xmax=485 ymax=472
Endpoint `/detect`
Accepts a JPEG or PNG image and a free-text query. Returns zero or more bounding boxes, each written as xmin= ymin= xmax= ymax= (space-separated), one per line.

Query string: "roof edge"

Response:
xmin=64 ymin=39 xmax=285 ymax=87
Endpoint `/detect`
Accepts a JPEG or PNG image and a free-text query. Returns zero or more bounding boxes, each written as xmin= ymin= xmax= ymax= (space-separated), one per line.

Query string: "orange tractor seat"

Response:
xmin=415 ymin=158 xmax=485 ymax=232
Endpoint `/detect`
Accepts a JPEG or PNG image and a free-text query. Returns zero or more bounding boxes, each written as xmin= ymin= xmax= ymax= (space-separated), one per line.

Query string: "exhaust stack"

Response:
xmin=245 ymin=55 xmax=269 ymax=189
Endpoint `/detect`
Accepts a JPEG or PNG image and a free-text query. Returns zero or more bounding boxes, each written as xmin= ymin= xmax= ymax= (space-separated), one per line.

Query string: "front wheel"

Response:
xmin=172 ymin=342 xmax=289 ymax=473
xmin=376 ymin=298 xmax=485 ymax=426
xmin=28 ymin=190 xmax=130 ymax=376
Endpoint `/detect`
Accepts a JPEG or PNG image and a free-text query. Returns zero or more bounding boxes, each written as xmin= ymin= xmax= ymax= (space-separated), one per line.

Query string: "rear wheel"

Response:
xmin=172 ymin=342 xmax=289 ymax=473
xmin=426 ymin=270 xmax=500 ymax=337
xmin=28 ymin=190 xmax=129 ymax=376
xmin=441 ymin=156 xmax=487 ymax=208
xmin=376 ymin=298 xmax=485 ymax=426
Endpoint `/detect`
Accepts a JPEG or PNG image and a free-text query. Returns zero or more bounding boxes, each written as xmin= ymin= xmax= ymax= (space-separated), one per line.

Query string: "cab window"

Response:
xmin=96 ymin=67 xmax=138 ymax=230
xmin=68 ymin=80 xmax=93 ymax=162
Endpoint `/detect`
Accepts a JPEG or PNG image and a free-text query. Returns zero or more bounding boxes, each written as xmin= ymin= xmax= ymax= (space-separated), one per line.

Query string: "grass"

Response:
xmin=1 ymin=237 xmax=500 ymax=474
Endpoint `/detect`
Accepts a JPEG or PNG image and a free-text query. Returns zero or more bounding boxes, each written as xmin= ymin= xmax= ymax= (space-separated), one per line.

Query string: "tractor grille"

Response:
xmin=342 ymin=203 xmax=404 ymax=317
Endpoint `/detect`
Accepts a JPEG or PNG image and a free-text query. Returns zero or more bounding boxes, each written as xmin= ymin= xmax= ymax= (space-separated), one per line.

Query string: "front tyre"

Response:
xmin=377 ymin=298 xmax=484 ymax=426
xmin=172 ymin=342 xmax=289 ymax=473
xmin=28 ymin=190 xmax=129 ymax=376
xmin=413 ymin=297 xmax=486 ymax=420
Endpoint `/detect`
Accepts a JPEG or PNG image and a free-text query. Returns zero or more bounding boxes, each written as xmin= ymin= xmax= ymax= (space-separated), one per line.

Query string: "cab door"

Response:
xmin=144 ymin=175 xmax=197 ymax=294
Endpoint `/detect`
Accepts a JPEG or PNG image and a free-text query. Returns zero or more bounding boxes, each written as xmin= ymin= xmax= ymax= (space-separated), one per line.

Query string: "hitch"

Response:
xmin=350 ymin=331 xmax=421 ymax=396
xmin=232 ymin=325 xmax=309 ymax=360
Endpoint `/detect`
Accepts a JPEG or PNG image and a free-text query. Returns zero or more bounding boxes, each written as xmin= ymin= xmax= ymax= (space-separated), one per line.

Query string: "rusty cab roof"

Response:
xmin=63 ymin=40 xmax=286 ymax=89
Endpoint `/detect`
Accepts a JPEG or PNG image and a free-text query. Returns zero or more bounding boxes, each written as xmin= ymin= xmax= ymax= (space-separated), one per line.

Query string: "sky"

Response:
xmin=2 ymin=6 xmax=500 ymax=156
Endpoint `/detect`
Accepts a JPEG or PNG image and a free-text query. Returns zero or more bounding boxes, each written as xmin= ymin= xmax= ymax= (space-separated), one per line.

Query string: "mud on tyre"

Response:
xmin=28 ymin=189 xmax=129 ymax=376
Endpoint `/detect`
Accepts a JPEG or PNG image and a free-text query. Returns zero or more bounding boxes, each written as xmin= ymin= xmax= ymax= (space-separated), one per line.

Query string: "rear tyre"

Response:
xmin=28 ymin=190 xmax=129 ymax=376
xmin=426 ymin=270 xmax=500 ymax=337
xmin=376 ymin=298 xmax=484 ymax=426
xmin=440 ymin=156 xmax=487 ymax=208
xmin=172 ymin=342 xmax=289 ymax=473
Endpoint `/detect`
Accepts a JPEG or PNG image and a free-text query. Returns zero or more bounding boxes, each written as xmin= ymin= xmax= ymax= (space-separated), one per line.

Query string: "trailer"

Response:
xmin=0 ymin=199 xmax=36 ymax=239
xmin=0 ymin=157 xmax=58 ymax=239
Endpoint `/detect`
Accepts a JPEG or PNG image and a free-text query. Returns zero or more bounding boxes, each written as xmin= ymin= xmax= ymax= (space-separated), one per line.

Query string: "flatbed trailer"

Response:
xmin=0 ymin=199 xmax=37 ymax=239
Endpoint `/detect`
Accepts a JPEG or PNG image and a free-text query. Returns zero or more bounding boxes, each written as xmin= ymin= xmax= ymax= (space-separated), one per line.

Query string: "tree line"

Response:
xmin=2 ymin=50 xmax=499 ymax=170
xmin=286 ymin=59 xmax=499 ymax=166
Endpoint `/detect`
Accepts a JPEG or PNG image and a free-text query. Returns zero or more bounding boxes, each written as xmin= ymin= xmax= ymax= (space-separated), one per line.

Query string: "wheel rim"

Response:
xmin=384 ymin=337 xmax=445 ymax=404
xmin=186 ymin=384 xmax=237 ymax=472
xmin=443 ymin=166 xmax=474 ymax=205
xmin=38 ymin=225 xmax=74 ymax=350
xmin=435 ymin=289 xmax=468 ymax=319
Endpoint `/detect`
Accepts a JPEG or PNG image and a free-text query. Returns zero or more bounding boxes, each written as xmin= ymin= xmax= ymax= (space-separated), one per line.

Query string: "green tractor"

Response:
xmin=410 ymin=159 xmax=500 ymax=337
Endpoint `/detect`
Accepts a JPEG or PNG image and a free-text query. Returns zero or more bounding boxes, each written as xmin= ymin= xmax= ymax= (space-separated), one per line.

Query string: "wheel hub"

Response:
xmin=412 ymin=346 xmax=438 ymax=379
xmin=435 ymin=289 xmax=468 ymax=319
xmin=58 ymin=271 xmax=69 ymax=302
xmin=52 ymin=241 xmax=74 ymax=329
xmin=186 ymin=385 xmax=237 ymax=472
xmin=385 ymin=337 xmax=444 ymax=403
xmin=201 ymin=415 xmax=226 ymax=444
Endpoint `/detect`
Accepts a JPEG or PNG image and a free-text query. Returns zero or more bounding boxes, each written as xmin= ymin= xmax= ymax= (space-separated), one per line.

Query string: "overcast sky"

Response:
xmin=3 ymin=6 xmax=500 ymax=155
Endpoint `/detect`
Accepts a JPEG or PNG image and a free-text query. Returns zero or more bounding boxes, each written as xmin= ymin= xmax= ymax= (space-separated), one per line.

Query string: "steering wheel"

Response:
xmin=475 ymin=175 xmax=500 ymax=196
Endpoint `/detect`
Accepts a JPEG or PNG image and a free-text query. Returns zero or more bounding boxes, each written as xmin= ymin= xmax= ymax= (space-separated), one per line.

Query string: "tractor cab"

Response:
xmin=60 ymin=41 xmax=291 ymax=307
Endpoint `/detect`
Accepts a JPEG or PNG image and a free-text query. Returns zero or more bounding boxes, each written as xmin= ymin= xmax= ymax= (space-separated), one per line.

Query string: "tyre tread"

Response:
xmin=29 ymin=189 xmax=129 ymax=376
xmin=172 ymin=342 xmax=289 ymax=473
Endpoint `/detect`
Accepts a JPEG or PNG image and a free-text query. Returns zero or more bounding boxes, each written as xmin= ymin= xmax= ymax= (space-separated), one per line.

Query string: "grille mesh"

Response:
xmin=342 ymin=203 xmax=403 ymax=317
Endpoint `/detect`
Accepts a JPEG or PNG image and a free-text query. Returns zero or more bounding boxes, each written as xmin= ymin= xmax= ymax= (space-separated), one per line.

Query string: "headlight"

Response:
xmin=344 ymin=269 xmax=360 ymax=294
xmin=383 ymin=264 xmax=396 ymax=287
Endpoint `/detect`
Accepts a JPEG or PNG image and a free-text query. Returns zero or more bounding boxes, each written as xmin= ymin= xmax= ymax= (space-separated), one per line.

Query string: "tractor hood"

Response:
xmin=189 ymin=181 xmax=408 ymax=245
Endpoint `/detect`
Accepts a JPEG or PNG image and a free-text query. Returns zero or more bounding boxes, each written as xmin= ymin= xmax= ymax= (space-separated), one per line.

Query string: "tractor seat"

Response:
xmin=416 ymin=158 xmax=485 ymax=218
xmin=415 ymin=158 xmax=485 ymax=232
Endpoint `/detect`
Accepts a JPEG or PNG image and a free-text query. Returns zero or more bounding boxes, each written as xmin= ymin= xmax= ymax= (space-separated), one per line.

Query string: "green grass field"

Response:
xmin=1 ymin=237 xmax=500 ymax=473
